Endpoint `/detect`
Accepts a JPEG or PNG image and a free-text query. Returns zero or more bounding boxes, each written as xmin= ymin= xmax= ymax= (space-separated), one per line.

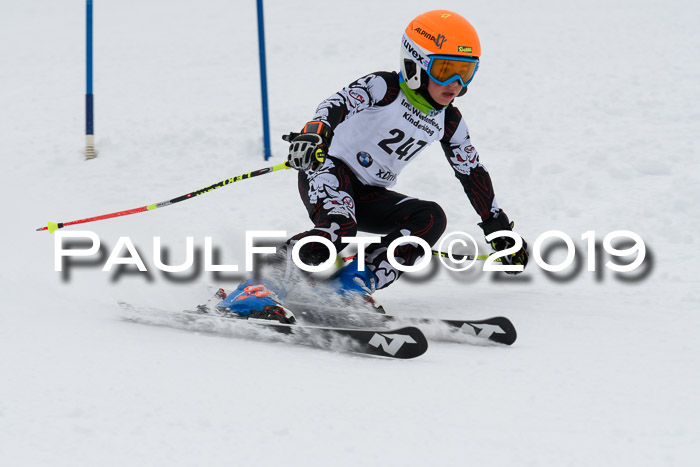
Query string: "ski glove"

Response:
xmin=478 ymin=210 xmax=529 ymax=275
xmin=285 ymin=121 xmax=333 ymax=172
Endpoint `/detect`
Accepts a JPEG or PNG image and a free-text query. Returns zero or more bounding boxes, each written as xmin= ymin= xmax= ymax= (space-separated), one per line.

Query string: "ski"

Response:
xmin=185 ymin=309 xmax=428 ymax=359
xmin=383 ymin=315 xmax=517 ymax=345
xmin=288 ymin=303 xmax=517 ymax=346
xmin=119 ymin=302 xmax=428 ymax=359
xmin=201 ymin=288 xmax=515 ymax=346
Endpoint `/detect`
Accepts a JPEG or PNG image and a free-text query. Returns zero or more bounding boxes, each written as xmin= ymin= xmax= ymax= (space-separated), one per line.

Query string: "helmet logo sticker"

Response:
xmin=357 ymin=152 xmax=373 ymax=168
xmin=413 ymin=27 xmax=446 ymax=49
xmin=458 ymin=46 xmax=473 ymax=53
xmin=402 ymin=36 xmax=429 ymax=68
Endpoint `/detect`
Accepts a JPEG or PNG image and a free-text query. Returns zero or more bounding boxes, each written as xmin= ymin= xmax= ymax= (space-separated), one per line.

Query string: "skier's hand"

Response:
xmin=288 ymin=133 xmax=325 ymax=171
xmin=478 ymin=210 xmax=529 ymax=274
xmin=285 ymin=121 xmax=333 ymax=172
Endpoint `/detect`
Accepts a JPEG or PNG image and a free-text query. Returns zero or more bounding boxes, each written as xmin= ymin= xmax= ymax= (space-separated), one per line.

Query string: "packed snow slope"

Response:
xmin=1 ymin=0 xmax=698 ymax=465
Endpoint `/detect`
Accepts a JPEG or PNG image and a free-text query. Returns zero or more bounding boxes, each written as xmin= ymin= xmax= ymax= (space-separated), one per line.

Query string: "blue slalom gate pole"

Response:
xmin=256 ymin=0 xmax=271 ymax=161
xmin=85 ymin=0 xmax=97 ymax=159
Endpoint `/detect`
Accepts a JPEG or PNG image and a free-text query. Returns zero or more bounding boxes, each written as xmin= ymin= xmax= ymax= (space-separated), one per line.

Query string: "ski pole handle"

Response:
xmin=37 ymin=161 xmax=292 ymax=233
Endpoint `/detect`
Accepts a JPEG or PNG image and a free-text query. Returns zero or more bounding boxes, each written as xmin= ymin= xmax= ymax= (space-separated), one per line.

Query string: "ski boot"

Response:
xmin=329 ymin=259 xmax=384 ymax=313
xmin=217 ymin=280 xmax=296 ymax=324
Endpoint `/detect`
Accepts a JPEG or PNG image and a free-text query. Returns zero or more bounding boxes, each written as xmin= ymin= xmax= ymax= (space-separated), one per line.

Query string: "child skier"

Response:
xmin=218 ymin=10 xmax=529 ymax=322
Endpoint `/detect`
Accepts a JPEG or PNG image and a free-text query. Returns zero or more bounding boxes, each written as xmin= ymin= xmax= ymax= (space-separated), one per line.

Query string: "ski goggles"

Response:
xmin=427 ymin=55 xmax=480 ymax=87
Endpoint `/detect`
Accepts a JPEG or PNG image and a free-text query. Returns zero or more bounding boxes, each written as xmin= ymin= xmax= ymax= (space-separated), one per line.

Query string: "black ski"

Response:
xmin=119 ymin=302 xmax=428 ymax=359
xmin=181 ymin=309 xmax=428 ymax=359
xmin=391 ymin=315 xmax=516 ymax=345
xmin=289 ymin=304 xmax=517 ymax=346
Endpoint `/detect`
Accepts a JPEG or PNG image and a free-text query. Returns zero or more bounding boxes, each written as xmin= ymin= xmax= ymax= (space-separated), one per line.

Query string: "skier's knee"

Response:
xmin=418 ymin=201 xmax=447 ymax=243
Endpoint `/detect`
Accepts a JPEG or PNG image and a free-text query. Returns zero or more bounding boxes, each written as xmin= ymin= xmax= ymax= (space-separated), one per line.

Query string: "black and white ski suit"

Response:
xmin=289 ymin=71 xmax=500 ymax=289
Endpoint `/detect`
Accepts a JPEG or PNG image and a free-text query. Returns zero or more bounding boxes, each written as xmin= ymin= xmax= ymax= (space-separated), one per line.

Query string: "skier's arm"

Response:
xmin=440 ymin=105 xmax=499 ymax=222
xmin=287 ymin=72 xmax=399 ymax=172
xmin=441 ymin=105 xmax=529 ymax=273
xmin=311 ymin=71 xmax=400 ymax=130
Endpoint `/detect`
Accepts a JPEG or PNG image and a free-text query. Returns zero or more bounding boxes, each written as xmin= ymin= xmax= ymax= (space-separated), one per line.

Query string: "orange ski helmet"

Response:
xmin=401 ymin=10 xmax=481 ymax=93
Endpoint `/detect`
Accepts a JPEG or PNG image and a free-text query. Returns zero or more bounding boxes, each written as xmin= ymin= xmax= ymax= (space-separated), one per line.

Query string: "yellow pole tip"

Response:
xmin=47 ymin=222 xmax=59 ymax=234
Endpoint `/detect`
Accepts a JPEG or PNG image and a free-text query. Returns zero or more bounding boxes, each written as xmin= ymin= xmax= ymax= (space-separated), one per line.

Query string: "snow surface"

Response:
xmin=2 ymin=0 xmax=699 ymax=465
